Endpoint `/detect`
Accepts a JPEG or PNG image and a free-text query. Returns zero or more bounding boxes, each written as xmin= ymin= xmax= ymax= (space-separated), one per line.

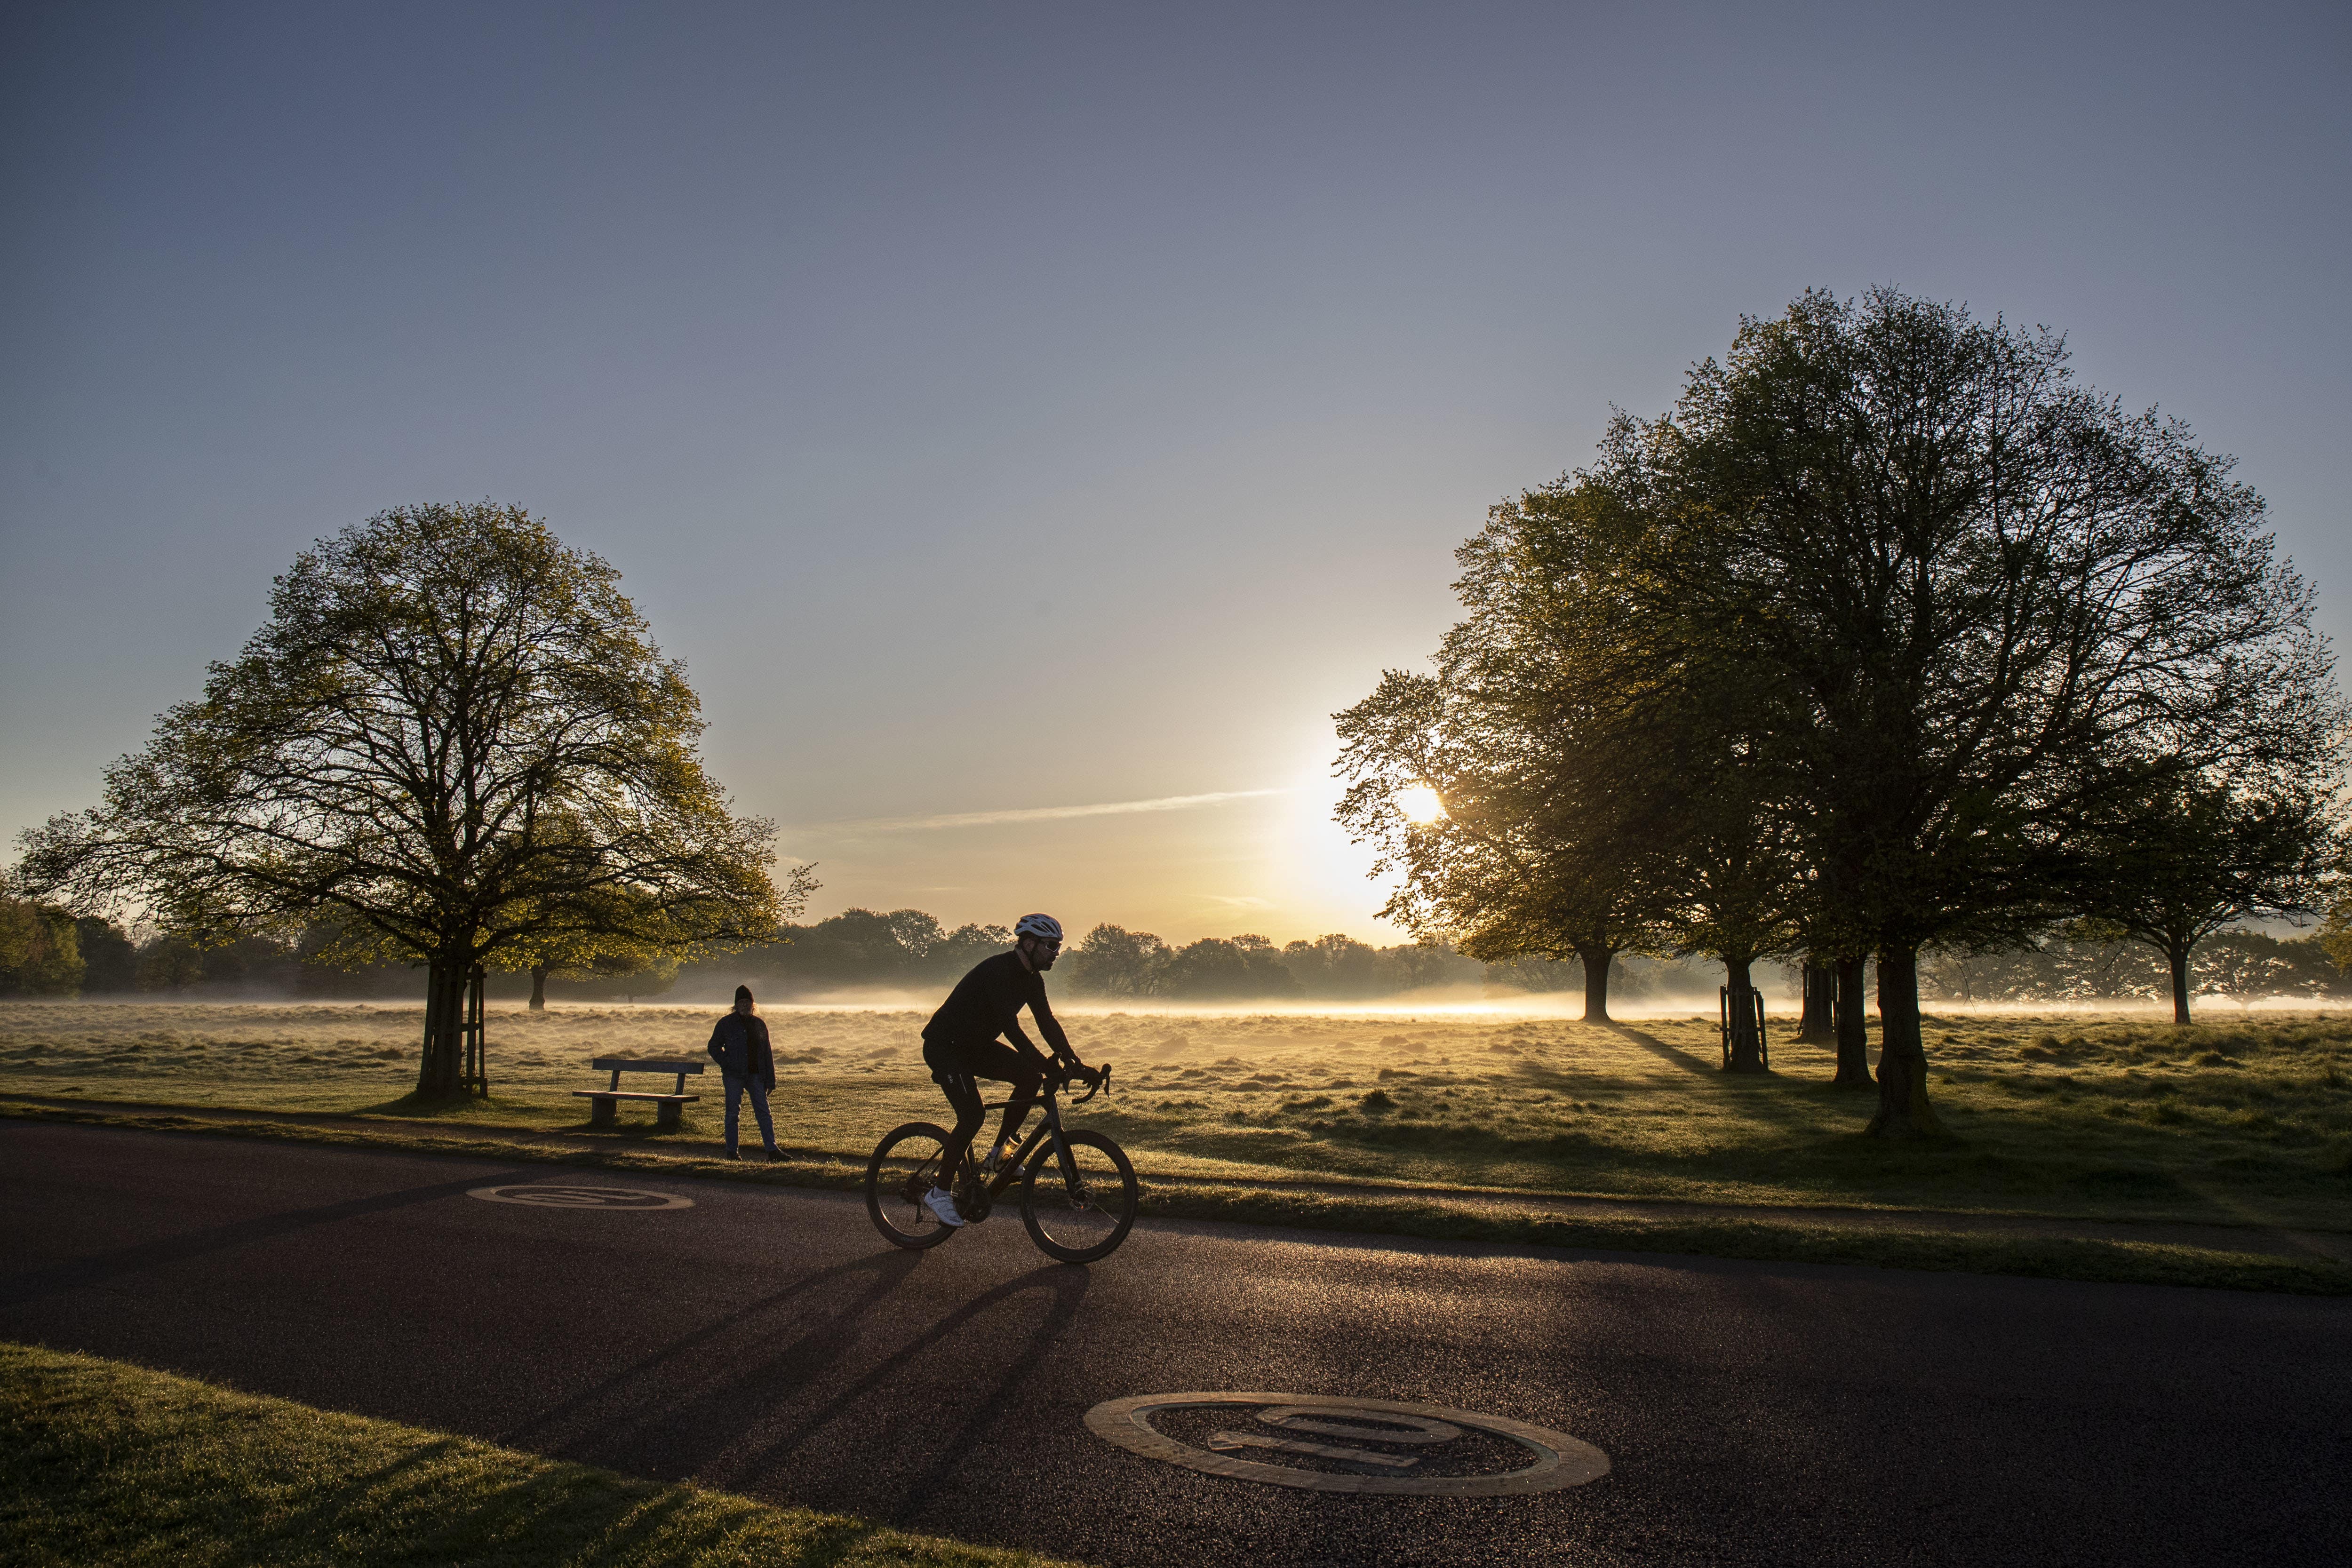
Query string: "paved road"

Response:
xmin=4 ymin=1122 xmax=2346 ymax=1566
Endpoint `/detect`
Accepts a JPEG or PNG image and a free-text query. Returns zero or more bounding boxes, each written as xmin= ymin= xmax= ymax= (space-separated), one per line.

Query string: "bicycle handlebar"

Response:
xmin=1056 ymin=1061 xmax=1111 ymax=1104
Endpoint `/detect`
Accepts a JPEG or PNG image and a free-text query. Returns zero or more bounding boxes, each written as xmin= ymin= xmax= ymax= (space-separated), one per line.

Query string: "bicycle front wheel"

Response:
xmin=866 ymin=1121 xmax=961 ymax=1250
xmin=1019 ymin=1129 xmax=1138 ymax=1263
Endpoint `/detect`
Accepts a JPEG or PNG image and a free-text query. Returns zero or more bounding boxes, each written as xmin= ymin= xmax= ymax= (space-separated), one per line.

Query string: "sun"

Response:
xmin=1397 ymin=783 xmax=1447 ymax=824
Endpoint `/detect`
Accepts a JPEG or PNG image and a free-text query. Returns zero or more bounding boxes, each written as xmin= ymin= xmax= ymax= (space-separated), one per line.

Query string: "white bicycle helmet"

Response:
xmin=1013 ymin=912 xmax=1064 ymax=943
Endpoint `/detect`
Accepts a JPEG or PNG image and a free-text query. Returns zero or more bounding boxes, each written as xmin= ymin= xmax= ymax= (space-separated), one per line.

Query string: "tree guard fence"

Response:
xmin=461 ymin=964 xmax=489 ymax=1097
xmin=1720 ymin=985 xmax=1768 ymax=1071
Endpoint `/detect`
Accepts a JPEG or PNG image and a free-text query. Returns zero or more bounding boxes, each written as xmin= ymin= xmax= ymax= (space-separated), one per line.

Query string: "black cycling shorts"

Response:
xmin=921 ymin=1034 xmax=1036 ymax=1087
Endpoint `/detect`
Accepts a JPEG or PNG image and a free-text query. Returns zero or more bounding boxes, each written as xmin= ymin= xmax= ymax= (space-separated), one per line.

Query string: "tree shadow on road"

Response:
xmin=505 ymin=1249 xmax=926 ymax=1468
xmin=0 ymin=1162 xmax=545 ymax=1310
xmin=710 ymin=1261 xmax=1094 ymax=1508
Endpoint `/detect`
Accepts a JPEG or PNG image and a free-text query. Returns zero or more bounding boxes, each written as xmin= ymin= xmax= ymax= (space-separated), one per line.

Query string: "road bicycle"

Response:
xmin=865 ymin=1063 xmax=1138 ymax=1263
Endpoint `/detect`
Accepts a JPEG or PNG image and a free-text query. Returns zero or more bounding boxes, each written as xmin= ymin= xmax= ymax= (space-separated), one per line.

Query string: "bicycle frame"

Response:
xmin=961 ymin=1079 xmax=1083 ymax=1207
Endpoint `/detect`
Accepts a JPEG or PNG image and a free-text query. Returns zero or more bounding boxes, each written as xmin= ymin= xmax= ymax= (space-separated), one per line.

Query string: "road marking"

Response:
xmin=466 ymin=1185 xmax=694 ymax=1210
xmin=1208 ymin=1430 xmax=1422 ymax=1469
xmin=1257 ymin=1406 xmax=1461 ymax=1444
xmin=1084 ymin=1391 xmax=1609 ymax=1496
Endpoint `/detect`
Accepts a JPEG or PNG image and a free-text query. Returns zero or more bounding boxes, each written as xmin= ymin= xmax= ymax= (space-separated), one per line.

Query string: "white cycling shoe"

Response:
xmin=923 ymin=1186 xmax=967 ymax=1227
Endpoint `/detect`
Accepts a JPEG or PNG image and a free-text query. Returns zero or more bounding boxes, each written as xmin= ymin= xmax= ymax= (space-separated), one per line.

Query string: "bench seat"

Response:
xmin=578 ymin=1056 xmax=708 ymax=1131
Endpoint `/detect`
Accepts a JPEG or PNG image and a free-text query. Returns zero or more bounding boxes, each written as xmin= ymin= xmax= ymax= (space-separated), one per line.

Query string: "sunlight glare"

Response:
xmin=1398 ymin=783 xmax=1446 ymax=824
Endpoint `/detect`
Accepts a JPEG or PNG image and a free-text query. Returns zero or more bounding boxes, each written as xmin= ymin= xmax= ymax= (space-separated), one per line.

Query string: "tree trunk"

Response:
xmin=1577 ymin=946 xmax=1614 ymax=1023
xmin=2167 ymin=941 xmax=2192 ymax=1026
xmin=1796 ymin=960 xmax=1834 ymax=1043
xmin=1865 ymin=946 xmax=1948 ymax=1138
xmin=415 ymin=955 xmax=469 ymax=1098
xmin=1723 ymin=955 xmax=1768 ymax=1073
xmin=1832 ymin=957 xmax=1873 ymax=1089
xmin=529 ymin=965 xmax=547 ymax=1011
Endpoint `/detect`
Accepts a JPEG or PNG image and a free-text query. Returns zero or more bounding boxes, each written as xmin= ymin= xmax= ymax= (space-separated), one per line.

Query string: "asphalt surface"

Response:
xmin=19 ymin=1090 xmax=2351 ymax=1262
xmin=4 ymin=1122 xmax=2347 ymax=1567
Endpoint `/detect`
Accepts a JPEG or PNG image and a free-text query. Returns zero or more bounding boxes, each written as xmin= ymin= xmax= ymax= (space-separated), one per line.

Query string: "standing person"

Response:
xmin=917 ymin=913 xmax=1100 ymax=1226
xmin=707 ymin=985 xmax=781 ymax=1161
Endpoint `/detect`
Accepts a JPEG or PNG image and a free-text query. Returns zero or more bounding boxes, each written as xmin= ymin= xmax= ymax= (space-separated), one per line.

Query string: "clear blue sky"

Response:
xmin=5 ymin=1 xmax=2347 ymax=943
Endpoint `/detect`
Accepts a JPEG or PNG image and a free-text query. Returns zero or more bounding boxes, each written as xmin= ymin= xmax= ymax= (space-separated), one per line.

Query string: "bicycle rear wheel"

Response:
xmin=1019 ymin=1129 xmax=1138 ymax=1263
xmin=866 ymin=1121 xmax=961 ymax=1250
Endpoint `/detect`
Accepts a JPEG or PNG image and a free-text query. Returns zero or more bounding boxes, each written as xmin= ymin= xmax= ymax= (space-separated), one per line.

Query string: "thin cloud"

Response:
xmin=810 ymin=788 xmax=1298 ymax=834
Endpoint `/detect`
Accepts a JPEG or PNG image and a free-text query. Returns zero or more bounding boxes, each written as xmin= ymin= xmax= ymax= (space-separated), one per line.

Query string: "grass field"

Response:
xmin=5 ymin=999 xmax=2349 ymax=1233
xmin=0 ymin=1340 xmax=1075 ymax=1567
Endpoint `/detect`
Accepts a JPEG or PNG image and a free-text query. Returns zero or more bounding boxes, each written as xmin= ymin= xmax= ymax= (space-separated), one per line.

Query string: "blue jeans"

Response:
xmin=723 ymin=1072 xmax=775 ymax=1152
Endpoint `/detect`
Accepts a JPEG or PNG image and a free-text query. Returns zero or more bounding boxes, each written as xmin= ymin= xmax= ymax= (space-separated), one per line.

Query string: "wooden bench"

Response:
xmin=573 ymin=1057 xmax=704 ymax=1131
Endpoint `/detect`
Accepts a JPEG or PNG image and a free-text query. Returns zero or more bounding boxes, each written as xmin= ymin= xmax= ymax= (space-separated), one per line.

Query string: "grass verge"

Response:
xmin=10 ymin=1002 xmax=2352 ymax=1228
xmin=8 ymin=1098 xmax=2346 ymax=1296
xmin=0 ymin=1340 xmax=1077 ymax=1568
xmin=1140 ymin=1183 xmax=2352 ymax=1295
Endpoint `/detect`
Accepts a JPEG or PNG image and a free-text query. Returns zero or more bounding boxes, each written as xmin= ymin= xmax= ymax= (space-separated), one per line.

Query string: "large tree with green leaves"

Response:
xmin=1619 ymin=288 xmax=2330 ymax=1135
xmin=2065 ymin=768 xmax=2341 ymax=1023
xmin=16 ymin=503 xmax=810 ymax=1095
xmin=0 ymin=893 xmax=84 ymax=995
xmin=1336 ymin=480 xmax=1675 ymax=1023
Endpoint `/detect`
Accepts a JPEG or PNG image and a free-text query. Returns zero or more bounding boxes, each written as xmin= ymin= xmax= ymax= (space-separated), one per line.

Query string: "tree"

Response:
xmin=73 ymin=916 xmax=138 ymax=993
xmin=927 ymin=920 xmax=1015 ymax=979
xmin=497 ymin=881 xmax=726 ymax=1010
xmin=1064 ymin=923 xmax=1171 ymax=997
xmin=16 ymin=504 xmax=807 ymax=1096
xmin=2324 ymin=896 xmax=2352 ymax=978
xmin=0 ymin=895 xmax=84 ymax=995
xmin=1794 ymin=959 xmax=1834 ymax=1044
xmin=1824 ymin=956 xmax=1873 ymax=1089
xmin=135 ymin=932 xmax=210 ymax=991
xmin=1161 ymin=935 xmax=1300 ymax=1001
xmin=1664 ymin=801 xmax=1803 ymax=1073
xmin=2193 ymin=935 xmax=2292 ymax=1009
xmin=1282 ymin=934 xmax=1384 ymax=998
xmin=1622 ymin=288 xmax=2328 ymax=1136
xmin=2065 ymin=768 xmax=2340 ymax=1023
xmin=1634 ymin=678 xmax=1808 ymax=1072
xmin=1336 ymin=482 xmax=1674 ymax=1023
xmin=506 ymin=926 xmax=669 ymax=1010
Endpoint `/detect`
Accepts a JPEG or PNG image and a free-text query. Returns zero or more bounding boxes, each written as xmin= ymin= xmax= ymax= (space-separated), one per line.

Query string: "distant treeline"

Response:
xmin=1921 ymin=930 xmax=2346 ymax=1006
xmin=0 ymin=897 xmax=1611 ymax=1003
xmin=5 ymin=895 xmax=2342 ymax=1008
xmin=0 ymin=904 xmax=393 ymax=999
xmin=698 ymin=912 xmax=1531 ymax=1001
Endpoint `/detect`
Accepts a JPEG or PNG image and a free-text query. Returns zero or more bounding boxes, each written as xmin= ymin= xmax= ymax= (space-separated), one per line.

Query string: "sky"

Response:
xmin=3 ymin=1 xmax=2348 ymax=947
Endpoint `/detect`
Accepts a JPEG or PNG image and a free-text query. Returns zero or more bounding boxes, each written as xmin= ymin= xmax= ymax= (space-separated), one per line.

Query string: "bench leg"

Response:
xmin=656 ymin=1099 xmax=683 ymax=1133
xmin=590 ymin=1096 xmax=616 ymax=1128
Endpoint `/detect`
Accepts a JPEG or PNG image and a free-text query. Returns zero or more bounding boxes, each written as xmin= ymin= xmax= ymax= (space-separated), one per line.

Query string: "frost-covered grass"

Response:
xmin=3 ymin=1001 xmax=2348 ymax=1229
xmin=0 ymin=1341 xmax=1075 ymax=1568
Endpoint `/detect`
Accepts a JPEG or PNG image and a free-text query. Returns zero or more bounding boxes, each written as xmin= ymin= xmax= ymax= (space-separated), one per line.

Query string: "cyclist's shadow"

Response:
xmin=708 ymin=1258 xmax=1092 ymax=1499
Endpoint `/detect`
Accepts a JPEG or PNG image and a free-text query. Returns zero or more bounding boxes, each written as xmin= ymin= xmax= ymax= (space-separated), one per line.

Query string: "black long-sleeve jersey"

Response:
xmin=923 ymin=949 xmax=1073 ymax=1066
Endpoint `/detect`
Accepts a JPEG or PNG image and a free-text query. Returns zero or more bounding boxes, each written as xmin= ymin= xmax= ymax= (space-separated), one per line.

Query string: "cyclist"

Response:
xmin=919 ymin=912 xmax=1100 ymax=1227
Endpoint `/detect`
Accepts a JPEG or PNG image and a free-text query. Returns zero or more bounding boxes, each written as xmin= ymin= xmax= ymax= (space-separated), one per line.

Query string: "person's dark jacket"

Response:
xmin=924 ymin=949 xmax=1072 ymax=1068
xmin=707 ymin=1012 xmax=775 ymax=1090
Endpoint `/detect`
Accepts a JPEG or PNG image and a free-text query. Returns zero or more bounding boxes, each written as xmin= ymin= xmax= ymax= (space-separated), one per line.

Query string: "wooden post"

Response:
xmin=461 ymin=964 xmax=488 ymax=1097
